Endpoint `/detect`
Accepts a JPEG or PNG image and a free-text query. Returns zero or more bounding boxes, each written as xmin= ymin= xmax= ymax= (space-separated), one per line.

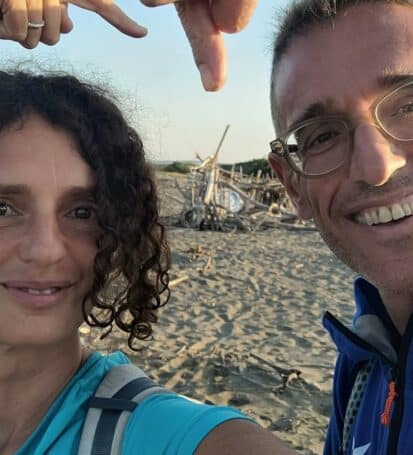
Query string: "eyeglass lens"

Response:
xmin=376 ymin=83 xmax=413 ymax=141
xmin=285 ymin=81 xmax=413 ymax=175
xmin=286 ymin=120 xmax=349 ymax=175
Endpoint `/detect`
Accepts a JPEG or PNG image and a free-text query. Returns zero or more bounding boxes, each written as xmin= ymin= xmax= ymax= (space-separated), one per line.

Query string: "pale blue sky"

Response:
xmin=0 ymin=1 xmax=289 ymax=163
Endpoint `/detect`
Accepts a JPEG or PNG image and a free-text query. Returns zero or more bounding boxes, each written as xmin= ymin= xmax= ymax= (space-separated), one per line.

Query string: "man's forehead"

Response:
xmin=273 ymin=3 xmax=413 ymax=132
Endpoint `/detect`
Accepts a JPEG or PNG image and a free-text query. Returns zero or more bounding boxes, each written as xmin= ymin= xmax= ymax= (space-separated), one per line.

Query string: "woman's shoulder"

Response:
xmin=122 ymin=390 xmax=250 ymax=454
xmin=80 ymin=352 xmax=294 ymax=455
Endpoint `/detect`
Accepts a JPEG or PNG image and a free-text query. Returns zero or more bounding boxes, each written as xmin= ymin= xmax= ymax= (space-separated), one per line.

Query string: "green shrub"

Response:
xmin=162 ymin=161 xmax=191 ymax=174
xmin=221 ymin=158 xmax=271 ymax=176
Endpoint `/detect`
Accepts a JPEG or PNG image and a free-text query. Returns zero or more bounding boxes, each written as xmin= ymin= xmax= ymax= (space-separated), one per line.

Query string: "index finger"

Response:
xmin=175 ymin=0 xmax=226 ymax=91
xmin=211 ymin=0 xmax=258 ymax=33
xmin=68 ymin=0 xmax=147 ymax=37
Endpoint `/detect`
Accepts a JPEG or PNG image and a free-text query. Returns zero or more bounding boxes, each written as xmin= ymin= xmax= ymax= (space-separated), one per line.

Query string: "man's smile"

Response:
xmin=354 ymin=194 xmax=413 ymax=225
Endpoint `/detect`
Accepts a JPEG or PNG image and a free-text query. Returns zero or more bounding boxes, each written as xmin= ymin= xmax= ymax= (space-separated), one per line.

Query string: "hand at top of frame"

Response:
xmin=141 ymin=0 xmax=259 ymax=91
xmin=0 ymin=0 xmax=258 ymax=92
xmin=0 ymin=0 xmax=147 ymax=50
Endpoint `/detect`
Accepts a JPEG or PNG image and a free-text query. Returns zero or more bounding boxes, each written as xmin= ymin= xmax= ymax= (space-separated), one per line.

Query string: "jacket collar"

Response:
xmin=323 ymin=277 xmax=399 ymax=365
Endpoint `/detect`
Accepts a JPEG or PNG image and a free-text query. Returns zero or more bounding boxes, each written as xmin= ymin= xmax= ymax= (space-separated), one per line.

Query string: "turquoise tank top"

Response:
xmin=16 ymin=351 xmax=249 ymax=454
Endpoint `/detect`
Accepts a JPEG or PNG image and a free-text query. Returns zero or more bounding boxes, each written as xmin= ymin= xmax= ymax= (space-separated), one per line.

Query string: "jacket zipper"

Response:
xmin=386 ymin=314 xmax=413 ymax=455
xmin=324 ymin=312 xmax=400 ymax=454
xmin=326 ymin=310 xmax=413 ymax=455
xmin=381 ymin=374 xmax=397 ymax=426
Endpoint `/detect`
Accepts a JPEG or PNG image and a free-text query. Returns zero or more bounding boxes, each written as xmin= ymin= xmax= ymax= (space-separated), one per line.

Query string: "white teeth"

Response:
xmin=402 ymin=202 xmax=412 ymax=216
xmin=378 ymin=207 xmax=392 ymax=223
xmin=25 ymin=288 xmax=59 ymax=295
xmin=365 ymin=212 xmax=373 ymax=226
xmin=355 ymin=195 xmax=413 ymax=225
xmin=391 ymin=204 xmax=405 ymax=221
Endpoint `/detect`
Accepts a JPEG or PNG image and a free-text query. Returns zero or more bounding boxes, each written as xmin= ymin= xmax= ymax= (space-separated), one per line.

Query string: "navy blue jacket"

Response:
xmin=323 ymin=278 xmax=413 ymax=455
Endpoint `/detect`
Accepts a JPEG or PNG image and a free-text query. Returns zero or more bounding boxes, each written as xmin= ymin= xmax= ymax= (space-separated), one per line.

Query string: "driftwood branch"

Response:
xmin=220 ymin=181 xmax=269 ymax=210
xmin=163 ymin=124 xmax=316 ymax=232
xmin=169 ymin=275 xmax=189 ymax=287
xmin=250 ymin=353 xmax=302 ymax=391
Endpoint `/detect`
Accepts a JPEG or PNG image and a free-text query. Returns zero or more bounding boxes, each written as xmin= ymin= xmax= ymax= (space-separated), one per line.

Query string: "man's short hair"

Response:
xmin=270 ymin=0 xmax=413 ymax=133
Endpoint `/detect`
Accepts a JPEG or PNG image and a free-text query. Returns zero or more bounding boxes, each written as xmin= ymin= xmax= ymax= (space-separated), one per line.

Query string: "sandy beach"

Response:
xmin=81 ymin=172 xmax=356 ymax=455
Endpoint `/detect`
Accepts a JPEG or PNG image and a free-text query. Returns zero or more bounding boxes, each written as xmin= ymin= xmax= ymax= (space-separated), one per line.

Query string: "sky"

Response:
xmin=0 ymin=1 xmax=289 ymax=164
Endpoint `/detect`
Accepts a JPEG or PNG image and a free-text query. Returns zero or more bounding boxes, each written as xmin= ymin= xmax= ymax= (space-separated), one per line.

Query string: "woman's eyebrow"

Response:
xmin=63 ymin=186 xmax=96 ymax=201
xmin=0 ymin=185 xmax=96 ymax=200
xmin=0 ymin=184 xmax=29 ymax=195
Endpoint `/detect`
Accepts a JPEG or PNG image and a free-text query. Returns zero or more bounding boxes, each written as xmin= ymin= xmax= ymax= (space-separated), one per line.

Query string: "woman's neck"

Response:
xmin=0 ymin=336 xmax=85 ymax=454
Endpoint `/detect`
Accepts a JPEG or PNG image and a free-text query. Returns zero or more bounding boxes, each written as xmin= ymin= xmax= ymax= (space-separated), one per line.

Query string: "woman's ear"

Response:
xmin=268 ymin=153 xmax=313 ymax=220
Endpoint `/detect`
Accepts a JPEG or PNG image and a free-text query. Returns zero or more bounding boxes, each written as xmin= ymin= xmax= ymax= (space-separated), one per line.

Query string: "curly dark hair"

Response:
xmin=0 ymin=69 xmax=170 ymax=350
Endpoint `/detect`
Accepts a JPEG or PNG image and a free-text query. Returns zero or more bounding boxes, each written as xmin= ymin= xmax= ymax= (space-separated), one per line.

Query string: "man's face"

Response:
xmin=271 ymin=4 xmax=413 ymax=293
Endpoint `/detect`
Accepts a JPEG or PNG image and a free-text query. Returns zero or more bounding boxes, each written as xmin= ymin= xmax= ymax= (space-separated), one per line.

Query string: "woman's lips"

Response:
xmin=1 ymin=282 xmax=73 ymax=308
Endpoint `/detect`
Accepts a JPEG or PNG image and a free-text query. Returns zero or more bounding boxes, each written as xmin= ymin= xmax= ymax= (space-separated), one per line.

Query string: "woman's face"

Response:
xmin=0 ymin=114 xmax=99 ymax=348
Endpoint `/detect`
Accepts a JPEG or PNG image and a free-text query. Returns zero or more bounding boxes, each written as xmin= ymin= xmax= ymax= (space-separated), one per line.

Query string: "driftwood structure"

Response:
xmin=170 ymin=125 xmax=315 ymax=232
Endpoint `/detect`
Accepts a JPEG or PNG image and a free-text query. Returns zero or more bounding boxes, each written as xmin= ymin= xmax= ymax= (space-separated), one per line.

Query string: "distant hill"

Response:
xmin=220 ymin=158 xmax=272 ymax=177
xmin=153 ymin=161 xmax=193 ymax=174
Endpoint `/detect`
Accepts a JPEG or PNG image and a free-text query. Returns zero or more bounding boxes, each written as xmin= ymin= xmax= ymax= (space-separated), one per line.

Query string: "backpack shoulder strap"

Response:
xmin=78 ymin=363 xmax=173 ymax=455
xmin=342 ymin=359 xmax=374 ymax=454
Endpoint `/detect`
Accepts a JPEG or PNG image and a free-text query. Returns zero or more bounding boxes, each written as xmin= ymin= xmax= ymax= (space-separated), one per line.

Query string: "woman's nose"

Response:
xmin=18 ymin=214 xmax=66 ymax=266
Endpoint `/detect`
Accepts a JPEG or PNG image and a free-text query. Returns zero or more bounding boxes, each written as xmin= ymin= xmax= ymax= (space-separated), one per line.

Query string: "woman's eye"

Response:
xmin=0 ymin=202 xmax=16 ymax=216
xmin=68 ymin=207 xmax=95 ymax=220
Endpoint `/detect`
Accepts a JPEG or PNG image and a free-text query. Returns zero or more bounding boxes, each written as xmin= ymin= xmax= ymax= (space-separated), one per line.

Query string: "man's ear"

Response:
xmin=268 ymin=153 xmax=313 ymax=220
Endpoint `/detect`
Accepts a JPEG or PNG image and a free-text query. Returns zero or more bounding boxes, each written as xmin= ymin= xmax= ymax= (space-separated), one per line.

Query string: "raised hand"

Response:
xmin=141 ymin=0 xmax=259 ymax=91
xmin=0 ymin=0 xmax=146 ymax=49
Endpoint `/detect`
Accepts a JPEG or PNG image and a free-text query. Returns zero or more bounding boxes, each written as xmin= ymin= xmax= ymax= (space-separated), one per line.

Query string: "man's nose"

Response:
xmin=19 ymin=215 xmax=66 ymax=265
xmin=350 ymin=123 xmax=407 ymax=186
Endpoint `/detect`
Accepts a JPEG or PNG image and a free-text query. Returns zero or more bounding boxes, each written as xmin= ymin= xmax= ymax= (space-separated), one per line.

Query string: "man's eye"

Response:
xmin=396 ymin=103 xmax=413 ymax=116
xmin=68 ymin=207 xmax=95 ymax=219
xmin=306 ymin=130 xmax=340 ymax=151
xmin=309 ymin=130 xmax=340 ymax=147
xmin=0 ymin=202 xmax=16 ymax=216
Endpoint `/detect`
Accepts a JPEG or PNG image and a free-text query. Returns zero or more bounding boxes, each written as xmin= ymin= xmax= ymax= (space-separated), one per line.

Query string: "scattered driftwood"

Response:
xmin=250 ymin=353 xmax=302 ymax=392
xmin=169 ymin=275 xmax=189 ymax=287
xmin=168 ymin=125 xmax=315 ymax=232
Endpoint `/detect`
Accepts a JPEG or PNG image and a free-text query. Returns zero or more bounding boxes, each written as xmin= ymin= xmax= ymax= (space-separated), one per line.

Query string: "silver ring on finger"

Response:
xmin=28 ymin=20 xmax=45 ymax=29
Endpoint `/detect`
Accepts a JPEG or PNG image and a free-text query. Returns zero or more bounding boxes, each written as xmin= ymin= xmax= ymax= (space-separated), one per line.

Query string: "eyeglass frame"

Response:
xmin=270 ymin=76 xmax=413 ymax=178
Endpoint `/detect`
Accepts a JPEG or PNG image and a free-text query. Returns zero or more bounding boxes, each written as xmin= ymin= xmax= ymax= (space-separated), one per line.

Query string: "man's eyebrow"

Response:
xmin=377 ymin=72 xmax=413 ymax=88
xmin=287 ymin=100 xmax=334 ymax=132
xmin=285 ymin=73 xmax=413 ymax=132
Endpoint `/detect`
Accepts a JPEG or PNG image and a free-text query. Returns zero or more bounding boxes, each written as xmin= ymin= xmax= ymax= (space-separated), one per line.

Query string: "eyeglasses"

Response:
xmin=270 ymin=78 xmax=413 ymax=178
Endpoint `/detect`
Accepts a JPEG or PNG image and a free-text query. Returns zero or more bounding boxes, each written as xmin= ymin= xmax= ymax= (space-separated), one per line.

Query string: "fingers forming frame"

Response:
xmin=142 ymin=0 xmax=258 ymax=90
xmin=0 ymin=0 xmax=258 ymax=90
xmin=0 ymin=0 xmax=63 ymax=47
xmin=22 ymin=0 xmax=44 ymax=48
xmin=0 ymin=0 xmax=28 ymax=41
xmin=211 ymin=0 xmax=258 ymax=33
xmin=175 ymin=0 xmax=226 ymax=91
xmin=41 ymin=0 xmax=61 ymax=45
